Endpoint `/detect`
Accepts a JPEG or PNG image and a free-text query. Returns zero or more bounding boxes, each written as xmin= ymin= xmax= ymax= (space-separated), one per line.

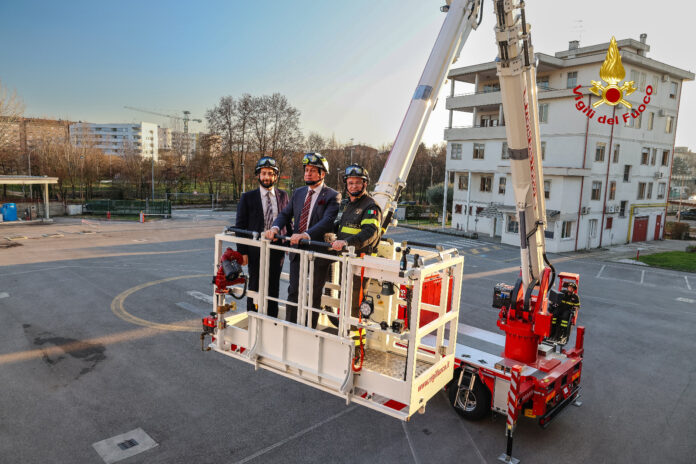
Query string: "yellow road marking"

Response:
xmin=111 ymin=274 xmax=209 ymax=332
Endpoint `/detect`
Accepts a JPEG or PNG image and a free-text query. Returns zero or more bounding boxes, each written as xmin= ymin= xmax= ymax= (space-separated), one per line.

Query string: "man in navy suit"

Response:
xmin=235 ymin=157 xmax=290 ymax=317
xmin=265 ymin=153 xmax=340 ymax=328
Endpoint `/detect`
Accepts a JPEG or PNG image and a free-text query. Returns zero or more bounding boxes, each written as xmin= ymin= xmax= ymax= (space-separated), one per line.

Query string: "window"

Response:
xmin=480 ymin=176 xmax=492 ymax=192
xmin=544 ymin=228 xmax=555 ymax=239
xmin=641 ymin=148 xmax=649 ymax=165
xmin=652 ymin=75 xmax=658 ymax=95
xmin=665 ymin=116 xmax=674 ymax=133
xmin=651 ymin=148 xmax=657 ymax=166
xmin=591 ymin=181 xmax=602 ymax=200
xmin=647 ymin=182 xmax=653 ymax=199
xmin=657 ymin=182 xmax=666 ymax=199
xmin=648 ymin=112 xmax=654 ymax=130
xmin=455 ymin=204 xmax=463 ymax=214
xmin=631 ymin=70 xmax=646 ymax=91
xmin=625 ymin=114 xmax=634 ymax=128
xmin=635 ymin=112 xmax=642 ymax=129
xmin=613 ymin=144 xmax=620 ymax=163
xmin=499 ymin=177 xmax=506 ymax=194
xmin=589 ymin=219 xmax=598 ymax=238
xmin=561 ymin=221 xmax=574 ymax=239
xmin=451 ymin=143 xmax=462 ymax=160
xmin=606 ymin=217 xmax=613 ymax=229
xmin=473 ymin=143 xmax=485 ymax=159
xmin=595 ymin=142 xmax=606 ymax=162
xmin=669 ymin=81 xmax=678 ymax=99
xmin=458 ymin=174 xmax=468 ymax=190
xmin=661 ymin=150 xmax=670 ymax=166
xmin=567 ymin=71 xmax=578 ymax=89
xmin=637 ymin=182 xmax=646 ymax=200
xmin=501 ymin=142 xmax=509 ymax=160
xmin=507 ymin=216 xmax=519 ymax=233
xmin=541 ymin=141 xmax=546 ymax=160
xmin=609 ymin=181 xmax=616 ymax=200
xmin=482 ymin=83 xmax=500 ymax=93
xmin=538 ymin=104 xmax=549 ymax=123
xmin=620 ymin=200 xmax=627 ymax=217
xmin=537 ymin=76 xmax=550 ymax=90
xmin=544 ymin=180 xmax=551 ymax=199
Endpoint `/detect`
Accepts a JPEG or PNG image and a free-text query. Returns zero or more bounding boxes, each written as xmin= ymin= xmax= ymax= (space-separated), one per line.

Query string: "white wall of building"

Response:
xmin=70 ymin=122 xmax=159 ymax=161
xmin=444 ymin=37 xmax=692 ymax=251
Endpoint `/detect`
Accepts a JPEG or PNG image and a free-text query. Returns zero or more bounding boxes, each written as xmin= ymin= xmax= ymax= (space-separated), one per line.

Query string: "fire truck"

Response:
xmin=202 ymin=0 xmax=583 ymax=461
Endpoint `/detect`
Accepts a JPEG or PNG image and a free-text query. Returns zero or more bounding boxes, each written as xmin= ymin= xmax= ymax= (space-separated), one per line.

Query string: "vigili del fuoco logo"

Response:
xmin=572 ymin=37 xmax=653 ymax=125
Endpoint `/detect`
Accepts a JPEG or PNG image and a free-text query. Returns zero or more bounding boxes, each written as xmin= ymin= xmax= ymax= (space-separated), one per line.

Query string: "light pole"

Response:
xmin=350 ymin=138 xmax=354 ymax=164
xmin=79 ymin=155 xmax=85 ymax=204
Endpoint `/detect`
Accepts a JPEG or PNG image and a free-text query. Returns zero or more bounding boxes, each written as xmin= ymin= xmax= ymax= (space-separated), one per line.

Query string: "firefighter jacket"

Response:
xmin=336 ymin=193 xmax=382 ymax=255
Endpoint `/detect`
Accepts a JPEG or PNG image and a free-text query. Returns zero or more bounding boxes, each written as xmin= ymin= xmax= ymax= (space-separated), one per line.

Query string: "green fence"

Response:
xmin=84 ymin=200 xmax=171 ymax=217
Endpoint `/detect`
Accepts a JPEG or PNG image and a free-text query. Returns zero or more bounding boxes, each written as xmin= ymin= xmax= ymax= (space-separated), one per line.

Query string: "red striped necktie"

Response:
xmin=297 ymin=189 xmax=315 ymax=234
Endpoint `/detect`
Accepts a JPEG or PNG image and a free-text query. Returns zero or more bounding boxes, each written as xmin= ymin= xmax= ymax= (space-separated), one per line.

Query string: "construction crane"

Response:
xmin=124 ymin=106 xmax=202 ymax=134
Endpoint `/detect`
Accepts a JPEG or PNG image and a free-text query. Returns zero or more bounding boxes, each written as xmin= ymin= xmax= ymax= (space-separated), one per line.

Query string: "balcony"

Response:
xmin=445 ymin=124 xmax=507 ymax=141
xmin=446 ymin=87 xmax=579 ymax=112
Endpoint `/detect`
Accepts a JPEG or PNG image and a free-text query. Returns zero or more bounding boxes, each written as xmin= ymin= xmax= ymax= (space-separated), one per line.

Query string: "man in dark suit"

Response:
xmin=235 ymin=157 xmax=290 ymax=317
xmin=265 ymin=152 xmax=340 ymax=328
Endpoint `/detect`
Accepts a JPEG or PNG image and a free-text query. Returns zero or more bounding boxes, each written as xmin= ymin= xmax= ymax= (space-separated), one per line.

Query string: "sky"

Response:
xmin=1 ymin=0 xmax=694 ymax=150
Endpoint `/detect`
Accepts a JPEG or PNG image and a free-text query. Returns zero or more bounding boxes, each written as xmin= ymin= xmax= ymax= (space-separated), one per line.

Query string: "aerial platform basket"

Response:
xmin=208 ymin=231 xmax=464 ymax=420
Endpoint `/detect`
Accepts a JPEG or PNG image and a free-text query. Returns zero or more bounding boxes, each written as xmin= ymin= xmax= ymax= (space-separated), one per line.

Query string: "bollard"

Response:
xmin=107 ymin=211 xmax=111 ymax=220
xmin=636 ymin=249 xmax=640 ymax=260
xmin=139 ymin=211 xmax=145 ymax=223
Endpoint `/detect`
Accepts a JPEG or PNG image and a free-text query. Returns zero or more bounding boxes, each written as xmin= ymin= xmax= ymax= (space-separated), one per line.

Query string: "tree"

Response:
xmin=0 ymin=80 xmax=25 ymax=197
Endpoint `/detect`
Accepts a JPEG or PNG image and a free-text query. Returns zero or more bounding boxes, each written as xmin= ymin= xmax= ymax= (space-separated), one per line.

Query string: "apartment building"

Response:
xmin=70 ymin=122 xmax=159 ymax=160
xmin=444 ymin=35 xmax=694 ymax=251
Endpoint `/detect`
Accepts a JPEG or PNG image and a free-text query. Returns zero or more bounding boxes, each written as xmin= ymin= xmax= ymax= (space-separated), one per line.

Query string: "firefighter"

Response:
xmin=551 ymin=281 xmax=579 ymax=342
xmin=331 ymin=164 xmax=382 ymax=318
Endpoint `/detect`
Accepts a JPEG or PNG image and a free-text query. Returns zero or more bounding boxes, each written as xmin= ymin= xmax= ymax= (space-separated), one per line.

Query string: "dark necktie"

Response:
xmin=264 ymin=191 xmax=274 ymax=230
xmin=297 ymin=189 xmax=315 ymax=234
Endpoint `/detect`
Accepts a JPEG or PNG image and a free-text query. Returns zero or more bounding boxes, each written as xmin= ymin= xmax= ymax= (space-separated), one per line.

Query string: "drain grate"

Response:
xmin=117 ymin=439 xmax=138 ymax=450
xmin=93 ymin=428 xmax=157 ymax=463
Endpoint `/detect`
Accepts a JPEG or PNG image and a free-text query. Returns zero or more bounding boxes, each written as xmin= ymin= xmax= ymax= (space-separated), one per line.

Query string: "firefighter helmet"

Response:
xmin=255 ymin=156 xmax=279 ymax=175
xmin=302 ymin=152 xmax=330 ymax=174
xmin=343 ymin=164 xmax=370 ymax=183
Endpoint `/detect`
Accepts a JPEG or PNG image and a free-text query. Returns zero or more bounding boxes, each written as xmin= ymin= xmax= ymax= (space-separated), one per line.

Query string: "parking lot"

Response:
xmin=1 ymin=211 xmax=695 ymax=463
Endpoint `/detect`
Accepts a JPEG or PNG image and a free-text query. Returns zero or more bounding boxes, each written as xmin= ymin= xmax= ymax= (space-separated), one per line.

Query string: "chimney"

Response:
xmin=569 ymin=40 xmax=579 ymax=50
xmin=639 ymin=33 xmax=647 ymax=44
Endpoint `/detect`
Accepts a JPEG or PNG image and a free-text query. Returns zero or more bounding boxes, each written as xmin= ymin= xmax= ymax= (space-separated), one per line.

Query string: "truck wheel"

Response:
xmin=448 ymin=369 xmax=491 ymax=421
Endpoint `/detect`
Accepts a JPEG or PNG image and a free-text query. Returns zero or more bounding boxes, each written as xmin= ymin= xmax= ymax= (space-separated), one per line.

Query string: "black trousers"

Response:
xmin=286 ymin=251 xmax=332 ymax=328
xmin=246 ymin=248 xmax=285 ymax=318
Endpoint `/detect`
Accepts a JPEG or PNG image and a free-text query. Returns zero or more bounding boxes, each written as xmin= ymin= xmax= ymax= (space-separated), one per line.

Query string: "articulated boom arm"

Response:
xmin=373 ymin=0 xmax=483 ymax=231
xmin=494 ymin=0 xmax=547 ymax=288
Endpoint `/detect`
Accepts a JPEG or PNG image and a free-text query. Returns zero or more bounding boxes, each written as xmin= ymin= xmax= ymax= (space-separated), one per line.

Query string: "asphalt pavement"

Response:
xmin=1 ymin=209 xmax=694 ymax=463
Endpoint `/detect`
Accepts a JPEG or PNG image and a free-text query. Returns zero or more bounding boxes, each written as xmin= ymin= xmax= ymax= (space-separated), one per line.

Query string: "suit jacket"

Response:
xmin=235 ymin=187 xmax=290 ymax=256
xmin=272 ymin=184 xmax=340 ymax=247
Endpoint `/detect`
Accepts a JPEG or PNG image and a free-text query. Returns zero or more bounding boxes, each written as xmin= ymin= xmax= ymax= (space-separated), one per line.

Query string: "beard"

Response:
xmin=259 ymin=178 xmax=275 ymax=189
xmin=305 ymin=179 xmax=320 ymax=186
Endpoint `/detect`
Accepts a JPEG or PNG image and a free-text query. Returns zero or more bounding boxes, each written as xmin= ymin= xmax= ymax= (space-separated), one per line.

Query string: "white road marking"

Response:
xmin=187 ymin=290 xmax=214 ymax=304
xmin=233 ymin=406 xmax=357 ymax=464
xmin=640 ymin=270 xmax=645 ymax=284
xmin=676 ymin=297 xmax=696 ymax=304
xmin=402 ymin=421 xmax=421 ymax=464
xmin=176 ymin=302 xmax=209 ymax=316
xmin=596 ymin=265 xmax=605 ymax=278
xmin=0 ymin=292 xmax=9 ymax=299
xmin=685 ymin=276 xmax=692 ymax=291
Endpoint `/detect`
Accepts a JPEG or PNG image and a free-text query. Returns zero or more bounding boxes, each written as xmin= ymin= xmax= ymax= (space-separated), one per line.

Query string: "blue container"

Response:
xmin=1 ymin=203 xmax=18 ymax=221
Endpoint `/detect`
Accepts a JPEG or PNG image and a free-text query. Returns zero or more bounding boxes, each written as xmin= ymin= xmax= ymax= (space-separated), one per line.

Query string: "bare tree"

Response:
xmin=306 ymin=132 xmax=325 ymax=152
xmin=0 ymin=80 xmax=25 ymax=197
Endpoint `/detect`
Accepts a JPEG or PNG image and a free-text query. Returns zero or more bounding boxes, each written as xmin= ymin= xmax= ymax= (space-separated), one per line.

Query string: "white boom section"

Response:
xmin=373 ymin=0 xmax=482 ymax=227
xmin=493 ymin=0 xmax=547 ymax=287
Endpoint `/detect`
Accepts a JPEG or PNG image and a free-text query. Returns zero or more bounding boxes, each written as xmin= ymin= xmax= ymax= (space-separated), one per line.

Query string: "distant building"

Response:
xmin=0 ymin=117 xmax=71 ymax=153
xmin=199 ymin=133 xmax=222 ymax=158
xmin=672 ymin=146 xmax=696 ymax=199
xmin=70 ymin=122 xmax=159 ymax=160
xmin=444 ymin=35 xmax=694 ymax=250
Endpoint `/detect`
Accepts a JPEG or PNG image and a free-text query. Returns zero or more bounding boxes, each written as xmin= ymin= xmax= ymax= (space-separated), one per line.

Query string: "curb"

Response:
xmin=397 ymin=224 xmax=481 ymax=240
